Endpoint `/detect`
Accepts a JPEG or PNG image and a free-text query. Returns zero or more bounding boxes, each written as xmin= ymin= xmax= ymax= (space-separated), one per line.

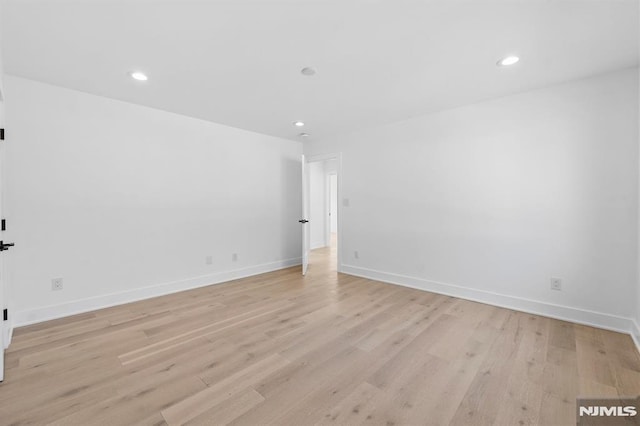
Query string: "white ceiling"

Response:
xmin=2 ymin=0 xmax=638 ymax=142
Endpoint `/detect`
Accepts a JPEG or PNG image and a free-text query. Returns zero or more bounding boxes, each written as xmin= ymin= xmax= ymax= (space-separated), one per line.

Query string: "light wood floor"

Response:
xmin=1 ymin=242 xmax=639 ymax=426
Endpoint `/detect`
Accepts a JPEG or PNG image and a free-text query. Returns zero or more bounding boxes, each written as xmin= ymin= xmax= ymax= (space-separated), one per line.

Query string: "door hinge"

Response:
xmin=0 ymin=128 xmax=4 ymax=141
xmin=1 ymin=219 xmax=5 ymax=231
xmin=3 ymin=309 xmax=7 ymax=321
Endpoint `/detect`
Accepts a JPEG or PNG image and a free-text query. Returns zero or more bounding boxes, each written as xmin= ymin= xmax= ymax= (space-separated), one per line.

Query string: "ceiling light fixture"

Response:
xmin=130 ymin=71 xmax=148 ymax=81
xmin=497 ymin=56 xmax=520 ymax=67
xmin=301 ymin=67 xmax=316 ymax=76
xmin=293 ymin=121 xmax=305 ymax=127
xmin=299 ymin=133 xmax=309 ymax=138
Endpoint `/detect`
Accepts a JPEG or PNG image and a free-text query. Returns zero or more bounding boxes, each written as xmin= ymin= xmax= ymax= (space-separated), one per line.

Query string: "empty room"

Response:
xmin=0 ymin=1 xmax=639 ymax=425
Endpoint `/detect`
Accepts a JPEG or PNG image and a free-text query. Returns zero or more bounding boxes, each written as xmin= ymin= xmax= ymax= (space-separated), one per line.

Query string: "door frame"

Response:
xmin=0 ymin=83 xmax=5 ymax=382
xmin=305 ymin=153 xmax=343 ymax=273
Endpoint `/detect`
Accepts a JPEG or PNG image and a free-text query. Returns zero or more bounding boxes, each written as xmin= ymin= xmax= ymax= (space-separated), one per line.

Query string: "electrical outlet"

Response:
xmin=52 ymin=278 xmax=63 ymax=291
xmin=550 ymin=277 xmax=562 ymax=291
xmin=232 ymin=253 xmax=238 ymax=262
xmin=205 ymin=256 xmax=213 ymax=265
xmin=343 ymin=198 xmax=350 ymax=207
xmin=354 ymin=250 xmax=359 ymax=259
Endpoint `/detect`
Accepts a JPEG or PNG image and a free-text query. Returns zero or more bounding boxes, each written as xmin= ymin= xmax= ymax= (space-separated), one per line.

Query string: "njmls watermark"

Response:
xmin=577 ymin=396 xmax=639 ymax=425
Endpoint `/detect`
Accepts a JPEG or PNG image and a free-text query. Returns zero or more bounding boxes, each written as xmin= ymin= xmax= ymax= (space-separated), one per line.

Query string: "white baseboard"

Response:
xmin=6 ymin=326 xmax=12 ymax=350
xmin=9 ymin=259 xmax=639 ymax=355
xmin=12 ymin=257 xmax=302 ymax=330
xmin=631 ymin=319 xmax=640 ymax=354
xmin=341 ymin=264 xmax=639 ymax=347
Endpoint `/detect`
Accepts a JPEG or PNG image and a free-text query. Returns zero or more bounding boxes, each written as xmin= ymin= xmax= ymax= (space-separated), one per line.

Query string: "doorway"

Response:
xmin=301 ymin=154 xmax=341 ymax=275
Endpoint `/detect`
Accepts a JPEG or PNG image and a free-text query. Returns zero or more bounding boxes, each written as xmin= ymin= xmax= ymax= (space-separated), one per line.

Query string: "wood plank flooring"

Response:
xmin=1 ymin=240 xmax=639 ymax=425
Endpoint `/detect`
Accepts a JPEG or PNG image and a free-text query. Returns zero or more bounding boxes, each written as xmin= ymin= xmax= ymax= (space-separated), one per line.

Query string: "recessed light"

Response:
xmin=497 ymin=56 xmax=520 ymax=67
xmin=299 ymin=133 xmax=309 ymax=137
xmin=130 ymin=71 xmax=148 ymax=81
xmin=293 ymin=121 xmax=305 ymax=127
xmin=301 ymin=67 xmax=316 ymax=76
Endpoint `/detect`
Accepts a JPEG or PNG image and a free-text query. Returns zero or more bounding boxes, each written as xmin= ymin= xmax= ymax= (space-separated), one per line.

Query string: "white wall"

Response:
xmin=4 ymin=76 xmax=302 ymax=326
xmin=306 ymin=68 xmax=639 ymax=333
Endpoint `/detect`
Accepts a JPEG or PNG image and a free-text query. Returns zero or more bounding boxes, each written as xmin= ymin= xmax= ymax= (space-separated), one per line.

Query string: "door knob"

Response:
xmin=298 ymin=219 xmax=309 ymax=223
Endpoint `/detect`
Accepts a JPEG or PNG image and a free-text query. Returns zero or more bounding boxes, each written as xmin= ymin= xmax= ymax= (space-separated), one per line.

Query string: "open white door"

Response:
xmin=0 ymin=90 xmax=5 ymax=382
xmin=300 ymin=155 xmax=310 ymax=275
